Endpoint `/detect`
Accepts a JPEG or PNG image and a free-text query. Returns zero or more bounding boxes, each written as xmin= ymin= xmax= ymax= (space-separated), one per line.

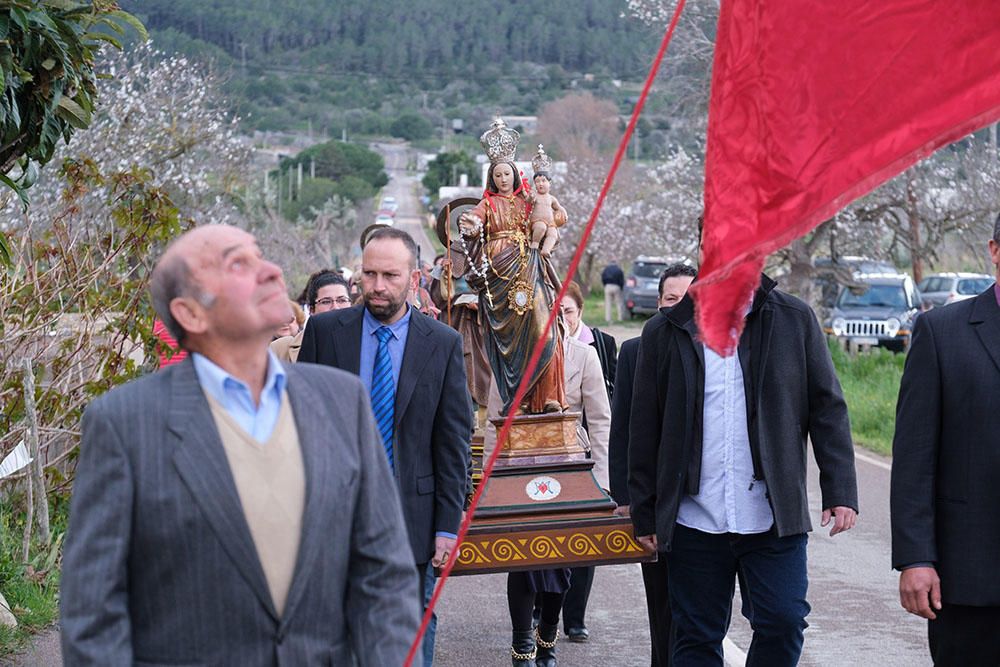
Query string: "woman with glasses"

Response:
xmin=271 ymin=271 xmax=352 ymax=361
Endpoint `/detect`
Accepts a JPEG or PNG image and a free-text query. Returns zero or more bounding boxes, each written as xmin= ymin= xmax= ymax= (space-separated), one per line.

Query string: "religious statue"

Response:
xmin=527 ymin=144 xmax=566 ymax=258
xmin=457 ymin=117 xmax=567 ymax=416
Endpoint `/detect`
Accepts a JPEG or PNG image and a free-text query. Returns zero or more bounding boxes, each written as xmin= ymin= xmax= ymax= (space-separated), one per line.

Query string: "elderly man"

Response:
xmin=891 ymin=216 xmax=1000 ymax=665
xmin=60 ymin=225 xmax=420 ymax=666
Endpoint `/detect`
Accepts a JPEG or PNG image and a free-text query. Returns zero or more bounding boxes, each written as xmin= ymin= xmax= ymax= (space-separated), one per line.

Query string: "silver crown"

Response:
xmin=479 ymin=116 xmax=520 ymax=164
xmin=531 ymin=144 xmax=553 ymax=175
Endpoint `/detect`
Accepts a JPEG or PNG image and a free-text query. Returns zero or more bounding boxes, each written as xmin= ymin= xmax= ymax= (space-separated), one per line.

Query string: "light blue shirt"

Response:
xmin=192 ymin=350 xmax=287 ymax=443
xmin=676 ymin=345 xmax=774 ymax=535
xmin=359 ymin=305 xmax=411 ymax=394
xmin=357 ymin=306 xmax=456 ymax=540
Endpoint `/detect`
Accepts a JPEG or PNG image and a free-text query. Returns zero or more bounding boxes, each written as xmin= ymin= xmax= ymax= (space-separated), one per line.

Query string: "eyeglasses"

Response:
xmin=315 ymin=297 xmax=352 ymax=307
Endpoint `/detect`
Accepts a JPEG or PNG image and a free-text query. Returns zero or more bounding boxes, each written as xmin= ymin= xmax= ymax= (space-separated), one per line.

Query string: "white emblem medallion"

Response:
xmin=526 ymin=476 xmax=561 ymax=502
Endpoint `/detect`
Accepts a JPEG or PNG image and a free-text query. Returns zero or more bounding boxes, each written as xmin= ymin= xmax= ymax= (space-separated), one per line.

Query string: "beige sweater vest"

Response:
xmin=206 ymin=394 xmax=305 ymax=617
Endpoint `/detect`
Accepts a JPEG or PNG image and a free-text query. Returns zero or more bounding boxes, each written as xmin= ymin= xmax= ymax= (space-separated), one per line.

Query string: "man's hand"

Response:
xmin=636 ymin=534 xmax=658 ymax=552
xmin=899 ymin=566 xmax=941 ymax=620
xmin=432 ymin=535 xmax=457 ymax=568
xmin=821 ymin=506 xmax=857 ymax=536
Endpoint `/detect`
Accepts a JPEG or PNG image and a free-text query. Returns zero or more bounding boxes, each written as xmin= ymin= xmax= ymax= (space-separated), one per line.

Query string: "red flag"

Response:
xmin=692 ymin=0 xmax=1000 ymax=353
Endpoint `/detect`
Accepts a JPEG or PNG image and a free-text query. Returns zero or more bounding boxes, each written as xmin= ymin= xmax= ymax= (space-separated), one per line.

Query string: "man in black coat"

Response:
xmin=298 ymin=227 xmax=472 ymax=612
xmin=609 ymin=263 xmax=695 ymax=667
xmin=891 ymin=217 xmax=1000 ymax=666
xmin=628 ymin=274 xmax=858 ymax=666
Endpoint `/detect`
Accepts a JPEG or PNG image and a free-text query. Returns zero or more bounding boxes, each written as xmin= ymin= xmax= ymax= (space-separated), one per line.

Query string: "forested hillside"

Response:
xmin=121 ymin=0 xmax=660 ymax=133
xmin=128 ymin=0 xmax=653 ymax=75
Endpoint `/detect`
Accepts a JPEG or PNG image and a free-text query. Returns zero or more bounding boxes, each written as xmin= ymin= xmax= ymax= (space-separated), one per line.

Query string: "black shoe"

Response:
xmin=511 ymin=629 xmax=537 ymax=667
xmin=565 ymin=626 xmax=589 ymax=642
xmin=535 ymin=622 xmax=558 ymax=667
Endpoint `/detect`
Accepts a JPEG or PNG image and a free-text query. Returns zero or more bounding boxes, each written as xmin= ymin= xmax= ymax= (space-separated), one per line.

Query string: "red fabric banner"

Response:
xmin=692 ymin=0 xmax=1000 ymax=353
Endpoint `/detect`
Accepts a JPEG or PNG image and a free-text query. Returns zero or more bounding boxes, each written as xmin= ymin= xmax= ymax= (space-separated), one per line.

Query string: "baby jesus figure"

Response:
xmin=528 ymin=145 xmax=566 ymax=258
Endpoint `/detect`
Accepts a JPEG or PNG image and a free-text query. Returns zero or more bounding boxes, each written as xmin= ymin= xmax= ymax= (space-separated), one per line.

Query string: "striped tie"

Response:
xmin=370 ymin=326 xmax=395 ymax=470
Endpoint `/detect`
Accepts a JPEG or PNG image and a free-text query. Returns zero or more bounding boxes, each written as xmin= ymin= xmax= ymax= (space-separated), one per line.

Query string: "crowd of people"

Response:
xmin=58 ymin=207 xmax=1000 ymax=667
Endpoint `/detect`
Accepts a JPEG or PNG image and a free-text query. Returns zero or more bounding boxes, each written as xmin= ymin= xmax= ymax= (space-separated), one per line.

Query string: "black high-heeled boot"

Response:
xmin=535 ymin=622 xmax=558 ymax=667
xmin=511 ymin=629 xmax=537 ymax=667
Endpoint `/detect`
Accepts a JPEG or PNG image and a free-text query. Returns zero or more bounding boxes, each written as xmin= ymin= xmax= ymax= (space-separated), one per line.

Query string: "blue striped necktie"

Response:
xmin=370 ymin=326 xmax=395 ymax=470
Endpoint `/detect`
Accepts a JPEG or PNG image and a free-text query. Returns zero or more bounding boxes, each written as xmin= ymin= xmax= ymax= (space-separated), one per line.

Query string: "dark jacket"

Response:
xmin=298 ymin=304 xmax=473 ymax=564
xmin=588 ymin=326 xmax=618 ymax=402
xmin=601 ymin=263 xmax=625 ymax=288
xmin=891 ymin=288 xmax=1000 ymax=605
xmin=609 ymin=336 xmax=639 ymax=505
xmin=628 ymin=276 xmax=858 ymax=548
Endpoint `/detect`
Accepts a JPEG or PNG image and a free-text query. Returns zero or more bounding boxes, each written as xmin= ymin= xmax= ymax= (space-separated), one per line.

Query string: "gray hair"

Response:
xmin=364 ymin=226 xmax=419 ymax=270
xmin=149 ymin=254 xmax=214 ymax=348
xmin=994 ymin=212 xmax=1000 ymax=244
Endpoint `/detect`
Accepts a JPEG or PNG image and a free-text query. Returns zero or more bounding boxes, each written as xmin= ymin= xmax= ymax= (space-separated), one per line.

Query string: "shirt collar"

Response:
xmin=363 ymin=303 xmax=412 ymax=338
xmin=191 ymin=349 xmax=287 ymax=405
xmin=572 ymin=321 xmax=595 ymax=345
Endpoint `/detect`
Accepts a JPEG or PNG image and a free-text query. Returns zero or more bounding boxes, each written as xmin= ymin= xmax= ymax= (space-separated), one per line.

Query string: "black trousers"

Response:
xmin=928 ymin=604 xmax=1000 ymax=666
xmin=561 ymin=566 xmax=595 ymax=630
xmin=641 ymin=558 xmax=673 ymax=667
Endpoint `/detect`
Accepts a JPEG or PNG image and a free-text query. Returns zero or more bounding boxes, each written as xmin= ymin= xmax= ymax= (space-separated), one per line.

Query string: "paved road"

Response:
xmin=373 ymin=141 xmax=438 ymax=263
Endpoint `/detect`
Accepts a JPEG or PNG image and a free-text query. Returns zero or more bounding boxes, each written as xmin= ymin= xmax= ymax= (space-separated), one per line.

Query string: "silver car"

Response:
xmin=917 ymin=272 xmax=995 ymax=308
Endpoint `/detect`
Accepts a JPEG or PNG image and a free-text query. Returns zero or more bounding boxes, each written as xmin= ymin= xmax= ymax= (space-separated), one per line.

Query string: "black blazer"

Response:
xmin=891 ymin=288 xmax=1000 ymax=605
xmin=608 ymin=336 xmax=639 ymax=505
xmin=628 ymin=276 xmax=858 ymax=548
xmin=588 ymin=327 xmax=618 ymax=401
xmin=298 ymin=304 xmax=473 ymax=564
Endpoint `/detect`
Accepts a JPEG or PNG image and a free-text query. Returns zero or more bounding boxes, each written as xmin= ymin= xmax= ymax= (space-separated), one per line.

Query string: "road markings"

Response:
xmin=854 ymin=449 xmax=892 ymax=472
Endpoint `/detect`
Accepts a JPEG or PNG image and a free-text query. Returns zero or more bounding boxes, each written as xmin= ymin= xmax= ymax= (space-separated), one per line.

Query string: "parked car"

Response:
xmin=917 ymin=272 xmax=995 ymax=308
xmin=624 ymin=256 xmax=671 ymax=317
xmin=813 ymin=256 xmax=898 ymax=308
xmin=824 ymin=273 xmax=922 ymax=352
xmin=374 ymin=214 xmax=395 ymax=226
xmin=380 ymin=195 xmax=398 ymax=212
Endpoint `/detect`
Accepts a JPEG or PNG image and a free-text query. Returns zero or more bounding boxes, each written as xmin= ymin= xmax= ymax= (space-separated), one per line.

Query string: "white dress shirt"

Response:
xmin=676 ymin=346 xmax=774 ymax=534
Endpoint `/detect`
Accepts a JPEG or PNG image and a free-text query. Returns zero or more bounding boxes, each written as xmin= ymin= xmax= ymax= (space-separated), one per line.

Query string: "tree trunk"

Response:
xmin=783 ymin=238 xmax=816 ymax=307
xmin=906 ymin=179 xmax=924 ymax=284
xmin=21 ymin=359 xmax=50 ymax=552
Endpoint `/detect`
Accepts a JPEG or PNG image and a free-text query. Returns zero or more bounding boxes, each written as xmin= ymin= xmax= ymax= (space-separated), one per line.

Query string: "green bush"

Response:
xmin=389 ymin=112 xmax=434 ymax=141
xmin=828 ymin=340 xmax=905 ymax=456
xmin=422 ymin=151 xmax=479 ymax=197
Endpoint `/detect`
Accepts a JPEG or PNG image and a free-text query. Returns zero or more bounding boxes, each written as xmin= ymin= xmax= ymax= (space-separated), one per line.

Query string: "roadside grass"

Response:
xmin=582 ymin=290 xmax=648 ymax=330
xmin=0 ymin=495 xmax=68 ymax=658
xmin=828 ymin=340 xmax=905 ymax=456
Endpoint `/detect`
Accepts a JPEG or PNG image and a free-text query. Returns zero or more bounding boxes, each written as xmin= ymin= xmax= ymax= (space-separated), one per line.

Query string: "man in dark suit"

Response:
xmin=298 ymin=226 xmax=472 ymax=612
xmin=609 ymin=263 xmax=695 ymax=667
xmin=60 ymin=225 xmax=420 ymax=666
xmin=629 ymin=273 xmax=858 ymax=666
xmin=891 ymin=217 xmax=1000 ymax=666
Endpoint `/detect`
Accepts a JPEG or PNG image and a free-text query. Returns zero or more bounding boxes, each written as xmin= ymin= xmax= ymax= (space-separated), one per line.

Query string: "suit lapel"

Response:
xmin=334 ymin=306 xmax=365 ymax=375
xmin=396 ymin=311 xmax=437 ymax=420
xmin=168 ymin=360 xmax=278 ymax=621
xmin=970 ymin=289 xmax=1000 ymax=374
xmin=278 ymin=367 xmax=335 ymax=627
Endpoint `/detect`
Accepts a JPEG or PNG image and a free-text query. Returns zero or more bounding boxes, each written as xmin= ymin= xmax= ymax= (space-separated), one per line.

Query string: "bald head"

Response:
xmin=150 ymin=225 xmax=287 ymax=350
xmin=150 ymin=230 xmax=216 ymax=346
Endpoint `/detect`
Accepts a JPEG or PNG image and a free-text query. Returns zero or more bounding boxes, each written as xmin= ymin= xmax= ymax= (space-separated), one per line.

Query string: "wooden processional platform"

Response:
xmin=450 ymin=411 xmax=656 ymax=576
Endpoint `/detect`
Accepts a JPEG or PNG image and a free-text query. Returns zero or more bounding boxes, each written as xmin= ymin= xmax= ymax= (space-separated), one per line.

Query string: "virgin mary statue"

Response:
xmin=458 ymin=117 xmax=567 ymax=415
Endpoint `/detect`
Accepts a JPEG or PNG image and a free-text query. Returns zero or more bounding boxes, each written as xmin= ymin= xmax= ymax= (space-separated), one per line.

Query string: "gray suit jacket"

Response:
xmin=60 ymin=358 xmax=420 ymax=666
xmin=298 ymin=305 xmax=473 ymax=564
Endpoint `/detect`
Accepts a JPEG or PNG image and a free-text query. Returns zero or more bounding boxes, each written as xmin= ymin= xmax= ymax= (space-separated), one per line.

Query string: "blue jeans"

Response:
xmin=421 ymin=562 xmax=437 ymax=667
xmin=666 ymin=524 xmax=809 ymax=667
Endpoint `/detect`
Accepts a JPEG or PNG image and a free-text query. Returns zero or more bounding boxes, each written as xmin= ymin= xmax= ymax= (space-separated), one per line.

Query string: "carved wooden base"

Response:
xmin=452 ymin=411 xmax=656 ymax=575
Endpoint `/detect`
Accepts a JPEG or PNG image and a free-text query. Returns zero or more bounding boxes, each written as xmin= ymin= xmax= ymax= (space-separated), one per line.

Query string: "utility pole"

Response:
xmin=310 ymin=158 xmax=315 ymax=179
xmin=288 ymin=165 xmax=294 ymax=201
xmin=297 ymin=162 xmax=303 ymax=191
